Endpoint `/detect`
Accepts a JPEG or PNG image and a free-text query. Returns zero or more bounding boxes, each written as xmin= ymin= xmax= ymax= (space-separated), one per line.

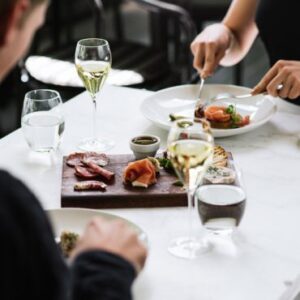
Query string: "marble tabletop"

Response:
xmin=1 ymin=85 xmax=300 ymax=300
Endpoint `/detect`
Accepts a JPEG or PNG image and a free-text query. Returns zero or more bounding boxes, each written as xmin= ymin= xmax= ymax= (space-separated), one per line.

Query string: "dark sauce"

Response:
xmin=132 ymin=136 xmax=158 ymax=145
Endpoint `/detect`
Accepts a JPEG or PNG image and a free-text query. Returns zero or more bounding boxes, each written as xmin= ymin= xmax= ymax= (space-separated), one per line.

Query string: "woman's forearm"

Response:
xmin=220 ymin=0 xmax=259 ymax=66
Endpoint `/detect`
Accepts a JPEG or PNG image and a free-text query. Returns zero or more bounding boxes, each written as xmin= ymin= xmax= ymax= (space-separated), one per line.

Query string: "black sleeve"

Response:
xmin=0 ymin=170 xmax=68 ymax=300
xmin=70 ymin=250 xmax=136 ymax=300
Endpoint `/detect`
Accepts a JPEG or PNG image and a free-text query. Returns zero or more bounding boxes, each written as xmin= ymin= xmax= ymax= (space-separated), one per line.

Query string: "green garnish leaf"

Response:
xmin=169 ymin=114 xmax=186 ymax=122
xmin=226 ymin=104 xmax=235 ymax=114
xmin=157 ymin=157 xmax=175 ymax=173
xmin=173 ymin=180 xmax=184 ymax=187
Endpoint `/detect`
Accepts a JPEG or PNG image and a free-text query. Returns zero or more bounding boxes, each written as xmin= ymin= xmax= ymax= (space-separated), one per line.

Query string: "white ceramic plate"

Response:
xmin=47 ymin=208 xmax=147 ymax=245
xmin=141 ymin=84 xmax=277 ymax=138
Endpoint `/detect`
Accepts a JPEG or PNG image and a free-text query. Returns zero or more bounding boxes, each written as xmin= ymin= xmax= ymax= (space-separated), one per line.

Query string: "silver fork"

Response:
xmin=210 ymin=92 xmax=265 ymax=102
xmin=210 ymin=84 xmax=283 ymax=102
xmin=197 ymin=76 xmax=205 ymax=100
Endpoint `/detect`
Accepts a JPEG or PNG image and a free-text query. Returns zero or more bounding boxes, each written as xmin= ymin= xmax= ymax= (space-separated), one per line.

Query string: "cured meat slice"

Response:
xmin=74 ymin=181 xmax=107 ymax=191
xmin=123 ymin=158 xmax=157 ymax=188
xmin=85 ymin=162 xmax=115 ymax=181
xmin=74 ymin=166 xmax=98 ymax=179
xmin=81 ymin=152 xmax=109 ymax=167
xmin=66 ymin=152 xmax=109 ymax=167
xmin=66 ymin=153 xmax=85 ymax=167
xmin=132 ymin=173 xmax=156 ymax=188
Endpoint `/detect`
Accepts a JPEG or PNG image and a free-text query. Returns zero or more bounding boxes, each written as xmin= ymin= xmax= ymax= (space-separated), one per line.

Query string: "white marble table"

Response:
xmin=1 ymin=85 xmax=300 ymax=300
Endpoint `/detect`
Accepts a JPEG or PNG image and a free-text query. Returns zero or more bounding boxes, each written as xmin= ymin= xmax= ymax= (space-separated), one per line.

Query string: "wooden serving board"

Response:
xmin=61 ymin=154 xmax=187 ymax=209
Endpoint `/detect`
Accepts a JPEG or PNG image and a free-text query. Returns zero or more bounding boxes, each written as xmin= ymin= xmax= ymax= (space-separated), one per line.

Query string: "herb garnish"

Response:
xmin=225 ymin=104 xmax=242 ymax=126
xmin=157 ymin=157 xmax=174 ymax=173
xmin=169 ymin=114 xmax=186 ymax=122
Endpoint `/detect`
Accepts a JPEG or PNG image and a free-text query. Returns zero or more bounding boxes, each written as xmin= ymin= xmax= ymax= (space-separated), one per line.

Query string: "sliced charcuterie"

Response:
xmin=66 ymin=152 xmax=85 ymax=167
xmin=85 ymin=161 xmax=115 ymax=181
xmin=82 ymin=152 xmax=109 ymax=167
xmin=74 ymin=180 xmax=107 ymax=191
xmin=74 ymin=166 xmax=98 ymax=179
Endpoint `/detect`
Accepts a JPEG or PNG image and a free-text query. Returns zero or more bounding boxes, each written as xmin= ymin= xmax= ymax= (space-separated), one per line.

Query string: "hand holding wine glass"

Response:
xmin=75 ymin=38 xmax=113 ymax=152
xmin=167 ymin=118 xmax=214 ymax=259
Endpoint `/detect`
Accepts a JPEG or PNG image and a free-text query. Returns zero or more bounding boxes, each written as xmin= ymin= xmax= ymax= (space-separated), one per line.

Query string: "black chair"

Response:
xmin=24 ymin=0 xmax=198 ymax=91
xmin=105 ymin=0 xmax=197 ymax=89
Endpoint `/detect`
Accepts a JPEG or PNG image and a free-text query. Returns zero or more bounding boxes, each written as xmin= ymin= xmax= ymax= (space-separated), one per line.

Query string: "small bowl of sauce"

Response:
xmin=130 ymin=135 xmax=161 ymax=159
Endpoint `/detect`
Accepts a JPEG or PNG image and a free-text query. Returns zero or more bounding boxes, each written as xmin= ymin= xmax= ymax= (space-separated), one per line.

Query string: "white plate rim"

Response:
xmin=46 ymin=207 xmax=148 ymax=245
xmin=141 ymin=84 xmax=277 ymax=137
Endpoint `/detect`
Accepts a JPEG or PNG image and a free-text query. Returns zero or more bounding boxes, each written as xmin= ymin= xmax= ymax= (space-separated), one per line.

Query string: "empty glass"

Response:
xmin=21 ymin=89 xmax=65 ymax=152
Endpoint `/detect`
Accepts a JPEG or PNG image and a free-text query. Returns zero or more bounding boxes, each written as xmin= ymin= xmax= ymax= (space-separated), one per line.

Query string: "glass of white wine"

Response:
xmin=167 ymin=118 xmax=214 ymax=259
xmin=75 ymin=38 xmax=113 ymax=152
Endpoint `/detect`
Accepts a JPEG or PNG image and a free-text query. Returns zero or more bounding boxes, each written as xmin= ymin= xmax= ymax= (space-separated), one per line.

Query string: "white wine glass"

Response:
xmin=167 ymin=118 xmax=214 ymax=259
xmin=75 ymin=38 xmax=113 ymax=152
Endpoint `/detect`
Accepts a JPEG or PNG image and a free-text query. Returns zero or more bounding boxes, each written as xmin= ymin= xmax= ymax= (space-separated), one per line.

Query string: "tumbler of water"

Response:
xmin=21 ymin=89 xmax=65 ymax=152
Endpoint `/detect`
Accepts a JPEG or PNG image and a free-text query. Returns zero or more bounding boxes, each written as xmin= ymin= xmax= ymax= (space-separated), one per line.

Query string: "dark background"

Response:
xmin=0 ymin=0 xmax=269 ymax=138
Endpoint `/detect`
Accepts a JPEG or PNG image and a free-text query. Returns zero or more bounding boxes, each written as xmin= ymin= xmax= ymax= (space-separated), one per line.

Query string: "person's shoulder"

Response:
xmin=0 ymin=169 xmax=20 ymax=183
xmin=0 ymin=170 xmax=30 ymax=194
xmin=0 ymin=169 xmax=16 ymax=182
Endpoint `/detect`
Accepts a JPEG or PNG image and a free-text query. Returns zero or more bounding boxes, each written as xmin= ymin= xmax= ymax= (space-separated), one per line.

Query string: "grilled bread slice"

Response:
xmin=213 ymin=145 xmax=228 ymax=167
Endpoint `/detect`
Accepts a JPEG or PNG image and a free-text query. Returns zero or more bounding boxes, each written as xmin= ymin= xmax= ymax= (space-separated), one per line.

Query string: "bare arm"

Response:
xmin=191 ymin=0 xmax=259 ymax=77
xmin=222 ymin=0 xmax=259 ymax=66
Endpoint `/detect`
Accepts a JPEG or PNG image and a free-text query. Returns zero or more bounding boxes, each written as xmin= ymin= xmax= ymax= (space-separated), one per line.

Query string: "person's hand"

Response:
xmin=190 ymin=23 xmax=232 ymax=78
xmin=70 ymin=217 xmax=147 ymax=273
xmin=253 ymin=60 xmax=300 ymax=99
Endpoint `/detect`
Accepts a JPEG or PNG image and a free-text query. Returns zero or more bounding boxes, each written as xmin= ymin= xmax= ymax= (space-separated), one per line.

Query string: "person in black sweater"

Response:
xmin=191 ymin=0 xmax=300 ymax=104
xmin=0 ymin=1 xmax=147 ymax=299
xmin=0 ymin=170 xmax=146 ymax=299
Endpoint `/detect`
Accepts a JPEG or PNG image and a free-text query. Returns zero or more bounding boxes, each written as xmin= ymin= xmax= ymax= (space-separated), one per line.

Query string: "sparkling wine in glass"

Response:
xmin=75 ymin=38 xmax=113 ymax=152
xmin=167 ymin=118 xmax=214 ymax=259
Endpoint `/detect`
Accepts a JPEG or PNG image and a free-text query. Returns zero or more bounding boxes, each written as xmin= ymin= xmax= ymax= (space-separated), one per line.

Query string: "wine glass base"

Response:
xmin=78 ymin=137 xmax=115 ymax=152
xmin=168 ymin=236 xmax=211 ymax=259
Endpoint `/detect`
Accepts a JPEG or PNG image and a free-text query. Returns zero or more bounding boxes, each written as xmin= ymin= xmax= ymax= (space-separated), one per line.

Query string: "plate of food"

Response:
xmin=141 ymin=84 xmax=277 ymax=137
xmin=47 ymin=208 xmax=147 ymax=257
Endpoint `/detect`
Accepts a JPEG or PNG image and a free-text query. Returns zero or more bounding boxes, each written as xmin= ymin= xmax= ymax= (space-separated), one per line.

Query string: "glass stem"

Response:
xmin=187 ymin=188 xmax=195 ymax=242
xmin=92 ymin=94 xmax=97 ymax=141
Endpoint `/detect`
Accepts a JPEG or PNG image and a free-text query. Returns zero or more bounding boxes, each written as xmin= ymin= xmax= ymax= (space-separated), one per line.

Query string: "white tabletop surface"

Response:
xmin=1 ymin=85 xmax=300 ymax=300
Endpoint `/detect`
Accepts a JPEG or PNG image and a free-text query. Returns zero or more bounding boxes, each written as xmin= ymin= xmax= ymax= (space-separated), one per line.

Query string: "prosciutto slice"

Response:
xmin=123 ymin=158 xmax=157 ymax=188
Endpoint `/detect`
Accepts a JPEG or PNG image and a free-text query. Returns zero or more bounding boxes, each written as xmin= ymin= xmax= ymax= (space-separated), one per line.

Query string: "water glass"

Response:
xmin=21 ymin=89 xmax=65 ymax=152
xmin=196 ymin=168 xmax=246 ymax=235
